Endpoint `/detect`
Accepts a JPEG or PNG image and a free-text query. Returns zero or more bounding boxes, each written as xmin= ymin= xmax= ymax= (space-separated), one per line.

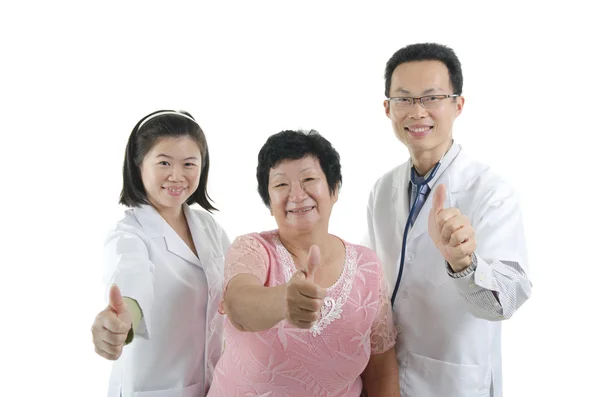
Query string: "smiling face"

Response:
xmin=140 ymin=136 xmax=202 ymax=214
xmin=268 ymin=155 xmax=338 ymax=234
xmin=384 ymin=60 xmax=464 ymax=158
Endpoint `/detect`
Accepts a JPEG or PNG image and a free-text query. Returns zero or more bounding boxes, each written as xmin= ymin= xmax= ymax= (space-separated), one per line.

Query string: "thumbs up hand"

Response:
xmin=428 ymin=184 xmax=477 ymax=272
xmin=284 ymin=245 xmax=326 ymax=329
xmin=91 ymin=284 xmax=133 ymax=360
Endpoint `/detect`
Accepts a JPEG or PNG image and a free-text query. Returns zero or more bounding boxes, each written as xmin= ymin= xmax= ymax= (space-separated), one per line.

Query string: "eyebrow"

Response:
xmin=271 ymin=167 xmax=317 ymax=178
xmin=156 ymin=154 xmax=199 ymax=160
xmin=393 ymin=87 xmax=443 ymax=96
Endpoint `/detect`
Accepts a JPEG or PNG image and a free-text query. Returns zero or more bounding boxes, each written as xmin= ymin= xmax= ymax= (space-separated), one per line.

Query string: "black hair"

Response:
xmin=256 ymin=130 xmax=342 ymax=208
xmin=384 ymin=43 xmax=463 ymax=97
xmin=119 ymin=109 xmax=217 ymax=212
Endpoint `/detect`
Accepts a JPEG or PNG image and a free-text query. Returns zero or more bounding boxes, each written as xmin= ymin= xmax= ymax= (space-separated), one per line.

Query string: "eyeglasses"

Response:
xmin=387 ymin=94 xmax=459 ymax=109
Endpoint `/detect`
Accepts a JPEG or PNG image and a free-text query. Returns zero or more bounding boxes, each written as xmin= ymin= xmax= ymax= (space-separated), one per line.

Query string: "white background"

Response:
xmin=1 ymin=1 xmax=598 ymax=396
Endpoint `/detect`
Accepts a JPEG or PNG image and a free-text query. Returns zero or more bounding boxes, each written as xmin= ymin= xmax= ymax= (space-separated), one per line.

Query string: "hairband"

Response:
xmin=138 ymin=111 xmax=197 ymax=129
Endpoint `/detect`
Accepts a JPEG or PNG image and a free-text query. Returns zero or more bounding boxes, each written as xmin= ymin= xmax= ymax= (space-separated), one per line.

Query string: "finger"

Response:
xmin=298 ymin=282 xmax=326 ymax=300
xmin=93 ymin=309 xmax=127 ymax=334
xmin=295 ymin=297 xmax=323 ymax=313
xmin=102 ymin=315 xmax=131 ymax=334
xmin=94 ymin=339 xmax=124 ymax=356
xmin=449 ymin=225 xmax=475 ymax=247
xmin=306 ymin=245 xmax=321 ymax=281
xmin=98 ymin=328 xmax=129 ymax=346
xmin=432 ymin=184 xmax=447 ymax=214
xmin=285 ymin=310 xmax=317 ymax=329
xmin=293 ymin=308 xmax=320 ymax=323
xmin=286 ymin=287 xmax=323 ymax=310
xmin=440 ymin=214 xmax=465 ymax=241
xmin=435 ymin=208 xmax=461 ymax=231
xmin=109 ymin=284 xmax=127 ymax=315
xmin=448 ymin=238 xmax=476 ymax=260
xmin=289 ymin=308 xmax=320 ymax=324
xmin=94 ymin=345 xmax=121 ymax=361
xmin=92 ymin=321 xmax=122 ymax=345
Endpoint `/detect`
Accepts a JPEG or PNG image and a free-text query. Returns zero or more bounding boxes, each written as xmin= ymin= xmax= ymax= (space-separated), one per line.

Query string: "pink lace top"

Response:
xmin=208 ymin=230 xmax=397 ymax=397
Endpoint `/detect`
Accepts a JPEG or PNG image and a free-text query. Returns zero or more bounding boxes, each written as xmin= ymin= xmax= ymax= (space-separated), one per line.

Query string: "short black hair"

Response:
xmin=256 ymin=130 xmax=342 ymax=208
xmin=384 ymin=43 xmax=463 ymax=97
xmin=119 ymin=109 xmax=217 ymax=212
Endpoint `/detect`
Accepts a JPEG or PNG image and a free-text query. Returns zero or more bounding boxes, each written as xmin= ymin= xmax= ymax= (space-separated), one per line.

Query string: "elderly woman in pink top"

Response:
xmin=208 ymin=130 xmax=400 ymax=397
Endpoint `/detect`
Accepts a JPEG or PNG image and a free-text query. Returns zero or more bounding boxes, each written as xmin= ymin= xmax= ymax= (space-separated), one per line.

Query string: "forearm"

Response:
xmin=362 ymin=349 xmax=401 ymax=397
xmin=225 ymin=282 xmax=286 ymax=332
xmin=363 ymin=377 xmax=401 ymax=397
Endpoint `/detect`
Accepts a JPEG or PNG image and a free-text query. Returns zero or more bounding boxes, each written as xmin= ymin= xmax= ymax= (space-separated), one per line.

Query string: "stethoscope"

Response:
xmin=390 ymin=161 xmax=441 ymax=306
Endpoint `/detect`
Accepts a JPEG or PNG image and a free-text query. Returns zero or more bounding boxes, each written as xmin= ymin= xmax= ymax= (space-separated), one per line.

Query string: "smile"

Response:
xmin=405 ymin=125 xmax=433 ymax=138
xmin=287 ymin=206 xmax=315 ymax=214
xmin=163 ymin=186 xmax=187 ymax=196
xmin=405 ymin=126 xmax=433 ymax=133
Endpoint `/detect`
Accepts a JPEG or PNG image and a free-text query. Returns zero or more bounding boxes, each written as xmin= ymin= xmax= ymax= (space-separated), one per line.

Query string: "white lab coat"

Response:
xmin=364 ymin=143 xmax=532 ymax=397
xmin=102 ymin=204 xmax=230 ymax=397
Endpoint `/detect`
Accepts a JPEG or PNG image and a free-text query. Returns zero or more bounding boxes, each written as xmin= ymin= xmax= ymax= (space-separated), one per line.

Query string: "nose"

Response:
xmin=407 ymin=101 xmax=428 ymax=119
xmin=168 ymin=164 xmax=184 ymax=181
xmin=289 ymin=182 xmax=308 ymax=201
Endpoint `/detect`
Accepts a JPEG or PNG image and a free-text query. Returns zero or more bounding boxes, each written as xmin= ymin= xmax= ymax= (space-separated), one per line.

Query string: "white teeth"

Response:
xmin=408 ymin=127 xmax=430 ymax=132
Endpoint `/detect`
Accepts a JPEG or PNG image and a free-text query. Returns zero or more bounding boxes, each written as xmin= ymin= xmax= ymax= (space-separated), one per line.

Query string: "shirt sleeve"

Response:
xmin=218 ymin=234 xmax=270 ymax=314
xmin=449 ymin=178 xmax=532 ymax=320
xmin=370 ymin=264 xmax=398 ymax=354
xmin=103 ymin=229 xmax=155 ymax=339
xmin=123 ymin=297 xmax=142 ymax=344
xmin=451 ymin=253 xmax=531 ymax=321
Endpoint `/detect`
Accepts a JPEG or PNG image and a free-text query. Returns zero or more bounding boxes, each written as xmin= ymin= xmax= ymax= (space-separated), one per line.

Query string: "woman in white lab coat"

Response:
xmin=90 ymin=110 xmax=229 ymax=397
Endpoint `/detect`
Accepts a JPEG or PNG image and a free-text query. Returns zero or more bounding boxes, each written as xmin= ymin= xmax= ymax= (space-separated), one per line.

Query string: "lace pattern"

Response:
xmin=272 ymin=234 xmax=358 ymax=337
xmin=210 ymin=231 xmax=398 ymax=396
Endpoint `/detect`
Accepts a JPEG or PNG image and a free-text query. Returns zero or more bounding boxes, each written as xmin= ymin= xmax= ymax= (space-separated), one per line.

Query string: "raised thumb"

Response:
xmin=432 ymin=184 xmax=447 ymax=214
xmin=109 ymin=284 xmax=127 ymax=314
xmin=306 ymin=245 xmax=321 ymax=281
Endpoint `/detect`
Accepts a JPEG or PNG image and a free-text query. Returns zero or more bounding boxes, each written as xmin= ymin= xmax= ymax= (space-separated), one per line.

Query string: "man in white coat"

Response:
xmin=363 ymin=43 xmax=532 ymax=397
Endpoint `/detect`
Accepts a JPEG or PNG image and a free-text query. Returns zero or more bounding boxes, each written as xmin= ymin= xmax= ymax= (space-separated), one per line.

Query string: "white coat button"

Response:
xmin=406 ymin=252 xmax=414 ymax=261
xmin=209 ymin=287 xmax=217 ymax=297
xmin=396 ymin=325 xmax=403 ymax=334
xmin=209 ymin=322 xmax=215 ymax=331
xmin=469 ymin=283 xmax=476 ymax=288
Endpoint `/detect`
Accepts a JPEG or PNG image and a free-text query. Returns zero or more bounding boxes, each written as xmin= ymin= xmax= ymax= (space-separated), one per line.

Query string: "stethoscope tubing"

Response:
xmin=390 ymin=162 xmax=441 ymax=306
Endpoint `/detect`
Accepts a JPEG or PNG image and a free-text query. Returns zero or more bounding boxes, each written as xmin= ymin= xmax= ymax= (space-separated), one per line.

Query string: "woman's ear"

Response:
xmin=332 ymin=183 xmax=340 ymax=204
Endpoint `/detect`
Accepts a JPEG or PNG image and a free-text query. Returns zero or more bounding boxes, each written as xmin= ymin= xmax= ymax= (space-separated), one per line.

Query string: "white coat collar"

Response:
xmin=132 ymin=204 xmax=212 ymax=268
xmin=392 ymin=141 xmax=464 ymax=244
